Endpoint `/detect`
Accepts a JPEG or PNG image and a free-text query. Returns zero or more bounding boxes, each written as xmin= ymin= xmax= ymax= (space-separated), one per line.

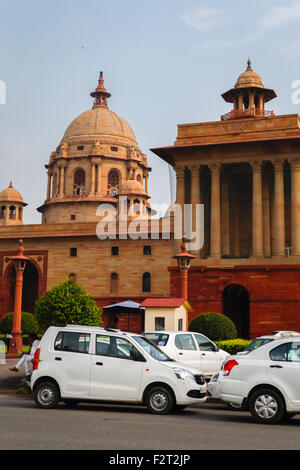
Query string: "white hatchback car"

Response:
xmin=31 ymin=325 xmax=207 ymax=414
xmin=219 ymin=337 xmax=300 ymax=424
xmin=143 ymin=331 xmax=229 ymax=378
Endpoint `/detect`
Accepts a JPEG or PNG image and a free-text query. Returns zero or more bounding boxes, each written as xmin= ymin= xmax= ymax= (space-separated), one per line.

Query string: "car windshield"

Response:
xmin=245 ymin=338 xmax=274 ymax=352
xmin=133 ymin=336 xmax=173 ymax=362
xmin=142 ymin=333 xmax=169 ymax=347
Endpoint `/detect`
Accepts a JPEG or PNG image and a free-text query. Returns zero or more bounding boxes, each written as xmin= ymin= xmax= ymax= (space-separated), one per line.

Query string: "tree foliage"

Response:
xmin=34 ymin=280 xmax=102 ymax=328
xmin=188 ymin=312 xmax=237 ymax=342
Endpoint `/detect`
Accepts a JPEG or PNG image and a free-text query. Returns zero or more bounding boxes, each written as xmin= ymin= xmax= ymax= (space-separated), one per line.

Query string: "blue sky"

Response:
xmin=1 ymin=0 xmax=300 ymax=223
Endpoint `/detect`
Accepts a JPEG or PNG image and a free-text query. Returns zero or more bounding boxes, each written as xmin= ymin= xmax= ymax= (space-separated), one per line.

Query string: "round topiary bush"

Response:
xmin=0 ymin=311 xmax=40 ymax=336
xmin=34 ymin=279 xmax=102 ymax=328
xmin=188 ymin=312 xmax=237 ymax=342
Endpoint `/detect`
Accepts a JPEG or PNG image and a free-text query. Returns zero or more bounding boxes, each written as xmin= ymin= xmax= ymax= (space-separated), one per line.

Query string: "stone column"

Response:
xmin=96 ymin=160 xmax=102 ymax=195
xmin=221 ymin=173 xmax=230 ymax=256
xmin=250 ymin=160 xmax=264 ymax=257
xmin=290 ymin=157 xmax=300 ymax=255
xmin=262 ymin=169 xmax=271 ymax=257
xmin=209 ymin=163 xmax=221 ymax=258
xmin=90 ymin=162 xmax=96 ymax=195
xmin=190 ymin=164 xmax=201 ymax=256
xmin=46 ymin=171 xmax=52 ymax=200
xmin=271 ymin=159 xmax=285 ymax=257
xmin=58 ymin=164 xmax=66 ymax=198
xmin=174 ymin=165 xmax=185 ymax=253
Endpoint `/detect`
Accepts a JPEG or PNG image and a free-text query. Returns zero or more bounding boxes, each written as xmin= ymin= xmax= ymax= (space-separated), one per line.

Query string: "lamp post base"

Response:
xmin=6 ymin=334 xmax=23 ymax=358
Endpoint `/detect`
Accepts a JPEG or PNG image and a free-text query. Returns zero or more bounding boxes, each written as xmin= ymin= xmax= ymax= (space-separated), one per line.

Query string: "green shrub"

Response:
xmin=0 ymin=312 xmax=40 ymax=336
xmin=188 ymin=312 xmax=237 ymax=342
xmin=215 ymin=339 xmax=251 ymax=355
xmin=34 ymin=279 xmax=102 ymax=328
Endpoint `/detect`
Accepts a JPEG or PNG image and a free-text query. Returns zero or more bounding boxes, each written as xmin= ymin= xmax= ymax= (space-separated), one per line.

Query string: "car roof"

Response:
xmin=252 ymin=331 xmax=300 ymax=340
xmin=48 ymin=325 xmax=139 ymax=337
xmin=240 ymin=336 xmax=300 ymax=358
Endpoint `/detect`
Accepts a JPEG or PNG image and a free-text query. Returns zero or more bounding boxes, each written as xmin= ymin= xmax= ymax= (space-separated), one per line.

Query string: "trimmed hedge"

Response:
xmin=215 ymin=339 xmax=251 ymax=355
xmin=0 ymin=312 xmax=40 ymax=336
xmin=189 ymin=312 xmax=237 ymax=342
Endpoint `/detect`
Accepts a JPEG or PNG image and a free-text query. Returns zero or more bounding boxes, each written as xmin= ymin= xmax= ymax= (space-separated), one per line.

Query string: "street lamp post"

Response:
xmin=173 ymin=237 xmax=195 ymax=300
xmin=6 ymin=239 xmax=30 ymax=358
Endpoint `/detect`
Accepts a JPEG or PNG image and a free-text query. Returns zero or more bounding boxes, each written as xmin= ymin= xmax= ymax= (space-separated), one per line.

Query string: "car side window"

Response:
xmin=175 ymin=334 xmax=196 ymax=351
xmin=54 ymin=331 xmax=90 ymax=354
xmin=270 ymin=342 xmax=300 ymax=362
xmin=194 ymin=334 xmax=216 ymax=351
xmin=269 ymin=343 xmax=288 ymax=361
xmin=96 ymin=335 xmax=141 ymax=360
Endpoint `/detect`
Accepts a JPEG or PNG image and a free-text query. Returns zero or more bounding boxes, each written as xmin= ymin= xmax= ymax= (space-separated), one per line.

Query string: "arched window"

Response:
xmin=9 ymin=206 xmax=16 ymax=220
xmin=142 ymin=272 xmax=151 ymax=293
xmin=0 ymin=206 xmax=6 ymax=219
xmin=18 ymin=207 xmax=22 ymax=220
xmin=110 ymin=272 xmax=118 ymax=293
xmin=108 ymin=169 xmax=120 ymax=196
xmin=136 ymin=174 xmax=142 ymax=183
xmin=73 ymin=169 xmax=86 ymax=196
xmin=69 ymin=273 xmax=77 ymax=282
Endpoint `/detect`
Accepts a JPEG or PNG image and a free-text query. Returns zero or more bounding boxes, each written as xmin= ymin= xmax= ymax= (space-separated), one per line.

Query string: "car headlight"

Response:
xmin=173 ymin=367 xmax=196 ymax=383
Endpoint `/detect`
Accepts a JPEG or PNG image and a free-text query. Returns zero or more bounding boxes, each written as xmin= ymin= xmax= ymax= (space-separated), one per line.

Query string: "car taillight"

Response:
xmin=223 ymin=359 xmax=239 ymax=376
xmin=33 ymin=348 xmax=41 ymax=370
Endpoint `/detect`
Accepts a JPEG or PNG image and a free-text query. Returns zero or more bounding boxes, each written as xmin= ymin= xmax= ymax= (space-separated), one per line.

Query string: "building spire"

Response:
xmin=90 ymin=71 xmax=111 ymax=109
xmin=247 ymin=58 xmax=252 ymax=71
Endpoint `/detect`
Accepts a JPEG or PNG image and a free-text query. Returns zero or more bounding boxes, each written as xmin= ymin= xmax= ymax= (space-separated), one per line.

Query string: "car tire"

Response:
xmin=146 ymin=386 xmax=175 ymax=415
xmin=249 ymin=388 xmax=285 ymax=424
xmin=34 ymin=381 xmax=60 ymax=409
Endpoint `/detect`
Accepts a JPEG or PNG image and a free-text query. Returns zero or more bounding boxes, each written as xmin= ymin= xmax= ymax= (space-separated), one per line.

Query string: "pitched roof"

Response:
xmin=140 ymin=298 xmax=186 ymax=308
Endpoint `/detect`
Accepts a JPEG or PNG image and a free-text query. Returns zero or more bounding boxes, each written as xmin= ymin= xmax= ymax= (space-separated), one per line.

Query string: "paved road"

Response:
xmin=0 ymin=394 xmax=300 ymax=450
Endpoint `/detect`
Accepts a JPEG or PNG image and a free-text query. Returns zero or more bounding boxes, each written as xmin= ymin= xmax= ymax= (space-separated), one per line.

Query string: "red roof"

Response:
xmin=140 ymin=298 xmax=185 ymax=308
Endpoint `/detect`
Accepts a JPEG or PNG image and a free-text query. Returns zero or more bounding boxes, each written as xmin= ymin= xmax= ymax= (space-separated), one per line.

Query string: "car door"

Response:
xmin=193 ymin=333 xmax=223 ymax=376
xmin=52 ymin=330 xmax=92 ymax=397
xmin=267 ymin=341 xmax=300 ymax=407
xmin=89 ymin=334 xmax=143 ymax=400
xmin=174 ymin=333 xmax=200 ymax=370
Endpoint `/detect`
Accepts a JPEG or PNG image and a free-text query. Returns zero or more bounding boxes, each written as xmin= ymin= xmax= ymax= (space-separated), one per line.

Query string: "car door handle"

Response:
xmin=201 ymin=353 xmax=206 ymax=356
xmin=55 ymin=357 xmax=62 ymax=361
xmin=95 ymin=362 xmax=103 ymax=366
xmin=270 ymin=365 xmax=283 ymax=368
xmin=178 ymin=352 xmax=183 ymax=355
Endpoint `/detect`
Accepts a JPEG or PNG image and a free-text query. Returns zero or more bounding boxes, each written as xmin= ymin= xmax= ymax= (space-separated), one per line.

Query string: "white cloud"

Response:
xmin=181 ymin=7 xmax=219 ymax=32
xmin=259 ymin=1 xmax=300 ymax=30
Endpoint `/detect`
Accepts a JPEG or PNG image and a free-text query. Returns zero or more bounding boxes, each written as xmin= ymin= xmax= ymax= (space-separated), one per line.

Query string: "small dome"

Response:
xmin=234 ymin=59 xmax=264 ymax=89
xmin=118 ymin=179 xmax=148 ymax=197
xmin=0 ymin=183 xmax=24 ymax=203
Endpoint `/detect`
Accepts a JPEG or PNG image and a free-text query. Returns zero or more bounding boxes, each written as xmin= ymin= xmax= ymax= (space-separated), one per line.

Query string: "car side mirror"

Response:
xmin=214 ymin=345 xmax=220 ymax=352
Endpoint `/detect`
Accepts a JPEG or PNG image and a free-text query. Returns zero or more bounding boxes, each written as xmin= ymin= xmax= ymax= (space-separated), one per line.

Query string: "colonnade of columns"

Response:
xmin=175 ymin=157 xmax=300 ymax=258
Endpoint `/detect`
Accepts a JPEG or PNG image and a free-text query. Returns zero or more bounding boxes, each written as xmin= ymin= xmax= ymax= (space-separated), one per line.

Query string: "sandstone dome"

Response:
xmin=234 ymin=59 xmax=264 ymax=89
xmin=61 ymin=106 xmax=137 ymax=145
xmin=118 ymin=179 xmax=148 ymax=197
xmin=60 ymin=72 xmax=137 ymax=147
xmin=0 ymin=183 xmax=24 ymax=203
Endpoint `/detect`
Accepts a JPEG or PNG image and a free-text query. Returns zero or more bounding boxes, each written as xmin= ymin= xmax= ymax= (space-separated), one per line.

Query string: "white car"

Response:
xmin=142 ymin=331 xmax=229 ymax=378
xmin=219 ymin=337 xmax=300 ymax=424
xmin=237 ymin=330 xmax=300 ymax=355
xmin=31 ymin=325 xmax=207 ymax=414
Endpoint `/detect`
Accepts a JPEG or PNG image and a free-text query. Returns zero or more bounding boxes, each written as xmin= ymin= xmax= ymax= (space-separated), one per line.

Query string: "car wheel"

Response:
xmin=34 ymin=381 xmax=60 ymax=409
xmin=249 ymin=388 xmax=285 ymax=424
xmin=146 ymin=386 xmax=175 ymax=415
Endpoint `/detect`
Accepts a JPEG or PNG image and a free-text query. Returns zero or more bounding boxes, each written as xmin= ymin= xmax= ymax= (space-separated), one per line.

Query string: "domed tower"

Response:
xmin=0 ymin=183 xmax=27 ymax=226
xmin=117 ymin=177 xmax=151 ymax=220
xmin=38 ymin=72 xmax=151 ymax=224
xmin=221 ymin=59 xmax=277 ymax=120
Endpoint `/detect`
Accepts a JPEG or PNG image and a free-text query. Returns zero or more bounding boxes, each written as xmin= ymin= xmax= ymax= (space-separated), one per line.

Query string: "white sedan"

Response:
xmin=143 ymin=331 xmax=229 ymax=379
xmin=219 ymin=337 xmax=300 ymax=424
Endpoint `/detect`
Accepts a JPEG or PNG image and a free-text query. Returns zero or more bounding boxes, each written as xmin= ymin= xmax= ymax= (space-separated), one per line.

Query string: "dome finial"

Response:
xmin=90 ymin=71 xmax=111 ymax=109
xmin=9 ymin=182 xmax=13 ymax=188
xmin=247 ymin=58 xmax=252 ymax=71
